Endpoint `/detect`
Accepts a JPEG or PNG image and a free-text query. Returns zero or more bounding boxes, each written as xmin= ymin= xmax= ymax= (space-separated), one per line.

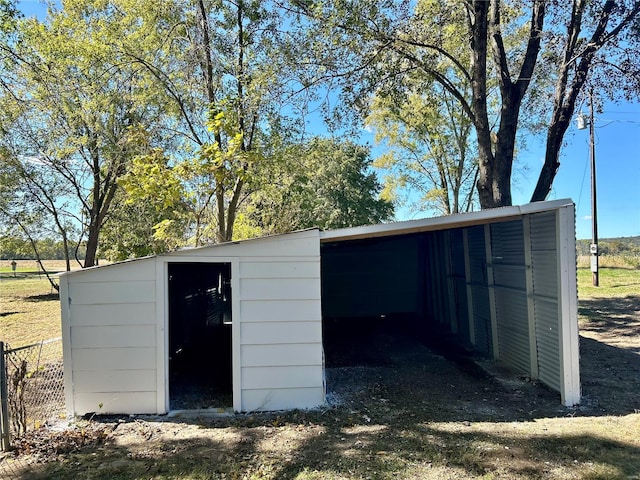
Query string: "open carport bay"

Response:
xmin=319 ymin=204 xmax=579 ymax=407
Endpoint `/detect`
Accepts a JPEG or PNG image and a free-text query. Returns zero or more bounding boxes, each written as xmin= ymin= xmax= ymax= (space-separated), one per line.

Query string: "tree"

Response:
xmin=287 ymin=0 xmax=640 ymax=209
xmin=366 ymin=83 xmax=478 ymax=216
xmin=244 ymin=137 xmax=394 ymax=234
xmin=0 ymin=149 xmax=78 ymax=271
xmin=120 ymin=0 xmax=308 ymax=243
xmin=0 ymin=1 xmax=168 ymax=267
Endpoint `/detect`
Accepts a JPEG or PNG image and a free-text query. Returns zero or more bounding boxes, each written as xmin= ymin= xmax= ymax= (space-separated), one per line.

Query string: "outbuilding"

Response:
xmin=60 ymin=198 xmax=580 ymax=416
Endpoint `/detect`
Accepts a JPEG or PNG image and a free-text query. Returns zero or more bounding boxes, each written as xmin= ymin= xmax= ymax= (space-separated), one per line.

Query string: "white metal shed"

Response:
xmin=60 ymin=199 xmax=580 ymax=416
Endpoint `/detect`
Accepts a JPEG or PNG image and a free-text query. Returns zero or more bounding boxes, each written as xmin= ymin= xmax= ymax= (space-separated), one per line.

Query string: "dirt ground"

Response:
xmin=2 ymin=295 xmax=639 ymax=479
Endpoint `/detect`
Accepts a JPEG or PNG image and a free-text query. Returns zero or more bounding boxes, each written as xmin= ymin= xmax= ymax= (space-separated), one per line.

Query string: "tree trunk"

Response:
xmin=84 ymin=222 xmax=99 ymax=268
xmin=530 ymin=111 xmax=571 ymax=202
xmin=470 ymin=0 xmax=497 ymax=210
xmin=530 ymin=0 xmax=634 ymax=202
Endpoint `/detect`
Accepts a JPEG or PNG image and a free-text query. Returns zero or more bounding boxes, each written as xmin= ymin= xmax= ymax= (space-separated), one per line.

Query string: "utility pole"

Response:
xmin=589 ymin=90 xmax=599 ymax=287
xmin=577 ymin=89 xmax=599 ymax=286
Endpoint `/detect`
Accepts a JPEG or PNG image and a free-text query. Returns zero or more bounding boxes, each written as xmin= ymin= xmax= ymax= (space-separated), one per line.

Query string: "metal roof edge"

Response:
xmin=60 ymin=228 xmax=321 ymax=277
xmin=320 ymin=199 xmax=574 ymax=243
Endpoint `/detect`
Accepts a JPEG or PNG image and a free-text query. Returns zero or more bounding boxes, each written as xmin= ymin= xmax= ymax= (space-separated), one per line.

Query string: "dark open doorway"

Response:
xmin=320 ymin=234 xmax=425 ymax=368
xmin=168 ymin=262 xmax=232 ymax=410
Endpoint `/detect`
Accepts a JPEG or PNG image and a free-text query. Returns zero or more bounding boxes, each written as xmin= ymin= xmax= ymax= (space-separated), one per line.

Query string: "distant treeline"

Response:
xmin=0 ymin=236 xmax=86 ymax=261
xmin=576 ymin=236 xmax=640 ymax=257
xmin=3 ymin=234 xmax=639 ymax=261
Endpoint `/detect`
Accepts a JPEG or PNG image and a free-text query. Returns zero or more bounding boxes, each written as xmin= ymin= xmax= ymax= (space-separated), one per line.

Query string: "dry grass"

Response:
xmin=9 ymin=409 xmax=640 ymax=480
xmin=0 ymin=259 xmax=72 ymax=275
xmin=0 ymin=276 xmax=61 ymax=348
xmin=577 ymin=254 xmax=640 ymax=270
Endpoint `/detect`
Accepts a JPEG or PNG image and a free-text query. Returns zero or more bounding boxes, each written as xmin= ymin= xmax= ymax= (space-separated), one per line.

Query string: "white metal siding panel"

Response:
xmin=67 ymin=258 xmax=156 ymax=283
xmin=71 ymin=347 xmax=156 ymax=370
xmin=234 ymin=229 xmax=324 ymax=412
xmin=172 ymin=232 xmax=320 ymax=258
xmin=556 ymin=205 xmax=580 ymax=406
xmin=241 ymin=344 xmax=323 ymax=367
xmin=74 ymin=392 xmax=157 ymax=415
xmin=70 ymin=325 xmax=156 ymax=348
xmin=62 ymin=258 xmax=159 ymax=416
xmin=241 ymin=300 xmax=321 ymax=323
xmin=240 ymin=278 xmax=320 ymax=301
xmin=69 ymin=303 xmax=156 ymax=326
xmin=60 ymin=275 xmax=74 ymax=417
xmin=68 ymin=281 xmax=155 ymax=305
xmin=242 ymin=387 xmax=325 ymax=412
xmin=240 ymin=322 xmax=322 ymax=345
xmin=241 ymin=365 xmax=323 ymax=389
xmin=73 ymin=370 xmax=156 ymax=393
xmin=239 ymin=261 xmax=320 ymax=279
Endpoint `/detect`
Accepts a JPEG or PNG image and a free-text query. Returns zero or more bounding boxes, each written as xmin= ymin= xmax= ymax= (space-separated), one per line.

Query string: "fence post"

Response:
xmin=0 ymin=341 xmax=11 ymax=451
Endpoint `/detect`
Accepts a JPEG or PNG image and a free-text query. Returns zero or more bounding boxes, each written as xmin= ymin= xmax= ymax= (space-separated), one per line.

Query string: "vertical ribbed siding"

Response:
xmin=490 ymin=220 xmax=531 ymax=374
xmin=435 ymin=231 xmax=451 ymax=327
xmin=449 ymin=229 xmax=470 ymax=342
xmin=494 ymin=290 xmax=531 ymax=373
xmin=529 ymin=211 xmax=561 ymax=391
xmin=466 ymin=226 xmax=492 ymax=355
xmin=421 ymin=231 xmax=449 ymax=327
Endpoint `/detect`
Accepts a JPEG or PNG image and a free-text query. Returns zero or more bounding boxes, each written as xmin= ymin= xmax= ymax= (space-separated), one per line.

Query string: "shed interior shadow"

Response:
xmin=168 ymin=262 xmax=232 ymax=410
xmin=321 ymin=233 xmax=462 ymax=368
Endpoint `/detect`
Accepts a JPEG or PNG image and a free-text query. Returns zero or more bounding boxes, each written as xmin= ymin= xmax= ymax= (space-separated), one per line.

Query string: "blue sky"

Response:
xmin=17 ymin=1 xmax=640 ymax=240
xmin=516 ymin=101 xmax=640 ymax=240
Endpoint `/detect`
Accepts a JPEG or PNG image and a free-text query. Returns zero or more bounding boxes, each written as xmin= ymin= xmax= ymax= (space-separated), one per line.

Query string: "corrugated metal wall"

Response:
xmin=420 ymin=231 xmax=452 ymax=331
xmin=413 ymin=209 xmax=572 ymax=401
xmin=490 ymin=220 xmax=531 ymax=374
xmin=529 ymin=211 xmax=561 ymax=391
xmin=449 ymin=229 xmax=470 ymax=341
xmin=466 ymin=225 xmax=493 ymax=356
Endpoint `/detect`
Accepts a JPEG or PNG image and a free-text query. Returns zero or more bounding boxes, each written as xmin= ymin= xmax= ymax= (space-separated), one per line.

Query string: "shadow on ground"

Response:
xmin=24 ymin=293 xmax=59 ymax=302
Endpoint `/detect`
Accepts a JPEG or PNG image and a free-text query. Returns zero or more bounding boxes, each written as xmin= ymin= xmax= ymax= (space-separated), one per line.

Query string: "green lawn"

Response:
xmin=577 ymin=266 xmax=640 ymax=299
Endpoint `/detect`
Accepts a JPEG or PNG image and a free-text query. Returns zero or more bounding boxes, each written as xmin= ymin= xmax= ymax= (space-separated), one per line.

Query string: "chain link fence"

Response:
xmin=0 ymin=338 xmax=66 ymax=478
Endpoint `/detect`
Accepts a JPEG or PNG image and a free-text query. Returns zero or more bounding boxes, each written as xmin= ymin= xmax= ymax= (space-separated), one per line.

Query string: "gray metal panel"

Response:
xmin=490 ymin=220 xmax=531 ymax=374
xmin=449 ymin=229 xmax=466 ymax=276
xmin=530 ymin=211 xmax=558 ymax=299
xmin=494 ymin=289 xmax=530 ymax=374
xmin=529 ymin=211 xmax=558 ymax=251
xmin=466 ymin=226 xmax=492 ymax=355
xmin=435 ymin=231 xmax=450 ymax=326
xmin=534 ymin=297 xmax=561 ymax=390
xmin=449 ymin=229 xmax=470 ymax=342
xmin=470 ymin=285 xmax=492 ymax=355
xmin=490 ymin=220 xmax=525 ymax=265
xmin=467 ymin=226 xmax=487 ymax=285
xmin=532 ymin=253 xmax=558 ymax=299
xmin=529 ymin=211 xmax=562 ymax=392
xmin=493 ymin=266 xmax=527 ymax=291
